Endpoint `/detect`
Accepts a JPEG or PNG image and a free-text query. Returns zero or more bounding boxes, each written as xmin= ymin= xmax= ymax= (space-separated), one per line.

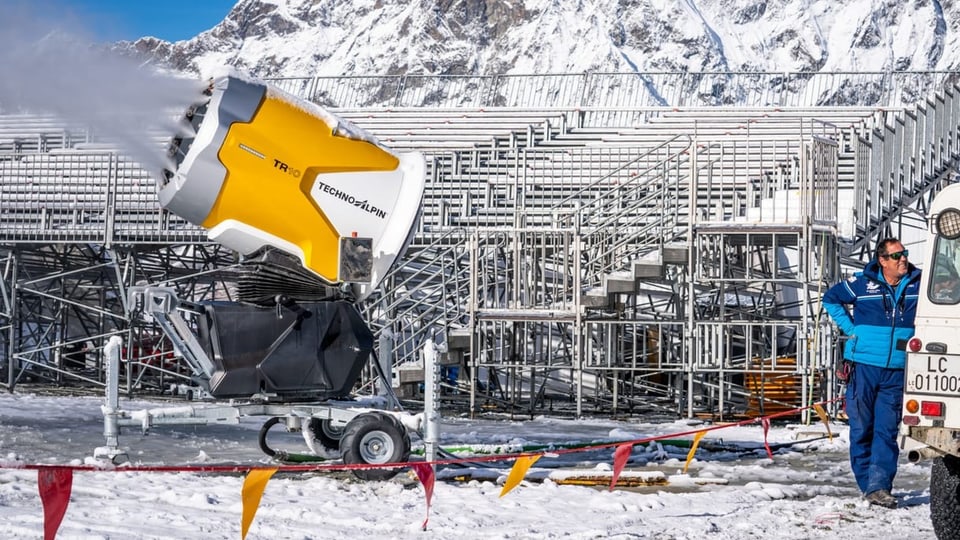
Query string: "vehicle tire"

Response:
xmin=340 ymin=412 xmax=410 ymax=481
xmin=308 ymin=418 xmax=344 ymax=451
xmin=931 ymin=455 xmax=960 ymax=539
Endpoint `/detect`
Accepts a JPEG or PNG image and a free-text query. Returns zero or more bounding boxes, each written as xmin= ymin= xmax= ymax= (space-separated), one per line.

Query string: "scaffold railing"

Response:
xmin=0 ymin=151 xmax=205 ymax=244
xmin=267 ymin=71 xmax=960 ymax=110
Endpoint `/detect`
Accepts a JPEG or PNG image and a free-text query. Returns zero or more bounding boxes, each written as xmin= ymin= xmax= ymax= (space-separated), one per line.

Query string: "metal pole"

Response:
xmin=686 ymin=139 xmax=699 ymax=418
xmin=378 ymin=330 xmax=394 ymax=396
xmin=468 ymin=233 xmax=478 ymax=418
xmin=7 ymin=252 xmax=17 ymax=391
xmin=423 ymin=338 xmax=440 ymax=465
xmin=574 ymin=234 xmax=583 ymax=418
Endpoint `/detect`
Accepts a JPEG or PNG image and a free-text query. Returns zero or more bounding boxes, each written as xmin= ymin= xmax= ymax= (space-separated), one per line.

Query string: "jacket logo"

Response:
xmin=866 ymin=281 xmax=881 ymax=293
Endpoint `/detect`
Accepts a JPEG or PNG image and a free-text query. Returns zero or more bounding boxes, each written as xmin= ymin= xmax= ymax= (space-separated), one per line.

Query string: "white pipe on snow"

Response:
xmin=102 ymin=335 xmax=123 ymax=450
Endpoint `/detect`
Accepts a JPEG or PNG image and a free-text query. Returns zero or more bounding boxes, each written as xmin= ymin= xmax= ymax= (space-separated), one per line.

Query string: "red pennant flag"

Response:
xmin=38 ymin=467 xmax=73 ymax=540
xmin=761 ymin=418 xmax=774 ymax=459
xmin=411 ymin=463 xmax=435 ymax=531
xmin=609 ymin=443 xmax=633 ymax=491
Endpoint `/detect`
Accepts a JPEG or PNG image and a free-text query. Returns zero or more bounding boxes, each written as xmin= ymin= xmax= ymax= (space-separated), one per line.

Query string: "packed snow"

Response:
xmin=0 ymin=391 xmax=939 ymax=539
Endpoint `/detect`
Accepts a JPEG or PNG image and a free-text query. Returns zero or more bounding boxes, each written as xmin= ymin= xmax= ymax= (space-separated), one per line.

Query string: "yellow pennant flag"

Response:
xmin=241 ymin=468 xmax=278 ymax=539
xmin=683 ymin=431 xmax=707 ymax=473
xmin=499 ymin=455 xmax=541 ymax=498
xmin=813 ymin=404 xmax=833 ymax=442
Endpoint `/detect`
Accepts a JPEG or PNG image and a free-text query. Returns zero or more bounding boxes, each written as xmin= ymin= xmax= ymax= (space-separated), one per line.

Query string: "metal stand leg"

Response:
xmin=423 ymin=339 xmax=440 ymax=465
xmin=95 ymin=335 xmax=128 ymax=464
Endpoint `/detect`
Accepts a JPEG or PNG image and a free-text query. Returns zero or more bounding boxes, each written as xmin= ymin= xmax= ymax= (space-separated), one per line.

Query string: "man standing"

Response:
xmin=822 ymin=237 xmax=921 ymax=509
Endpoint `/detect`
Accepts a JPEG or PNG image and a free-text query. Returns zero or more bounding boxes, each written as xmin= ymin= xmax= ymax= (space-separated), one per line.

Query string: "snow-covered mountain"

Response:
xmin=127 ymin=0 xmax=956 ymax=81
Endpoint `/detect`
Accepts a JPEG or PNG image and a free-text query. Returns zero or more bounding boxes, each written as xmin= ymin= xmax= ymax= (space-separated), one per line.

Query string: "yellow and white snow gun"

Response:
xmin=159 ymin=74 xmax=425 ymax=299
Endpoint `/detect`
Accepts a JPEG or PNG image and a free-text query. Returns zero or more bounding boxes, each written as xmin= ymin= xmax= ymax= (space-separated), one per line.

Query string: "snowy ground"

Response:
xmin=0 ymin=390 xmax=939 ymax=539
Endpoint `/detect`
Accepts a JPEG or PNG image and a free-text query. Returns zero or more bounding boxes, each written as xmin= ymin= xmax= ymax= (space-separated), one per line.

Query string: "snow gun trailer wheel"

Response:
xmin=340 ymin=412 xmax=411 ymax=481
xmin=931 ymin=455 xmax=960 ymax=539
xmin=309 ymin=417 xmax=343 ymax=451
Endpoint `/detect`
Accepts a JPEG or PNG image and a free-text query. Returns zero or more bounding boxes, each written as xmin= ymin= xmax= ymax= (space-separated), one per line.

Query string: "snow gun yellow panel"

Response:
xmin=159 ymin=75 xmax=426 ymax=296
xmin=205 ymin=92 xmax=398 ymax=281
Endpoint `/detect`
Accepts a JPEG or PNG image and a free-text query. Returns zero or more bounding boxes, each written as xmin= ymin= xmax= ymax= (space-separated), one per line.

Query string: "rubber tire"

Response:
xmin=931 ymin=455 xmax=960 ymax=539
xmin=340 ymin=412 xmax=411 ymax=481
xmin=308 ymin=418 xmax=344 ymax=451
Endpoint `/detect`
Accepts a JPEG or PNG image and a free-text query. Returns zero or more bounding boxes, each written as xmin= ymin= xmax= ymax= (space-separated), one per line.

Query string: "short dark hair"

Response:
xmin=876 ymin=237 xmax=901 ymax=260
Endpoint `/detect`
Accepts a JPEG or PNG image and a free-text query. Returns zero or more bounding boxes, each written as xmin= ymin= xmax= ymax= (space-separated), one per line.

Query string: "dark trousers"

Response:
xmin=845 ymin=362 xmax=904 ymax=494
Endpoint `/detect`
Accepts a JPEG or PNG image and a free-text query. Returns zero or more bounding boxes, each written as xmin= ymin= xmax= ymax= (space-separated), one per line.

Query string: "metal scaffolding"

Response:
xmin=1 ymin=72 xmax=959 ymax=419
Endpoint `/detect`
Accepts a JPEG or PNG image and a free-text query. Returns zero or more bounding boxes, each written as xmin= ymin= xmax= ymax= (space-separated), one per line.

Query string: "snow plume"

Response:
xmin=0 ymin=1 xmax=208 ymax=176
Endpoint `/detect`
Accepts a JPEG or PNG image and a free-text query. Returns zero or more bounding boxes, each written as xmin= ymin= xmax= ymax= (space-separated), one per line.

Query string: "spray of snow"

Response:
xmin=0 ymin=1 xmax=208 ymax=177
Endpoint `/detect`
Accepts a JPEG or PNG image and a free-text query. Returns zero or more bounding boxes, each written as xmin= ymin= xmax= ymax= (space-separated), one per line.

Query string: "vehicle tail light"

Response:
xmin=921 ymin=401 xmax=945 ymax=417
xmin=905 ymin=399 xmax=919 ymax=414
xmin=902 ymin=415 xmax=920 ymax=426
xmin=908 ymin=338 xmax=922 ymax=352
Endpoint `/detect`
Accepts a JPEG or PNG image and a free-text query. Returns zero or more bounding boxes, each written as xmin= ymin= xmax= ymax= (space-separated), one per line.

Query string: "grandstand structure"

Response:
xmin=0 ymin=71 xmax=957 ymax=419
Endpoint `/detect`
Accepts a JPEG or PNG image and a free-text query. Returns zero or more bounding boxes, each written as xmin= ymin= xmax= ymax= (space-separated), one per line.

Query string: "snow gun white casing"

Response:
xmin=159 ymin=75 xmax=425 ymax=300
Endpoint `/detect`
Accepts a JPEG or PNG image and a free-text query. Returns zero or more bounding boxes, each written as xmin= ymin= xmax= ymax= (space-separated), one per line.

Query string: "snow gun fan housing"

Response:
xmin=159 ymin=75 xmax=425 ymax=300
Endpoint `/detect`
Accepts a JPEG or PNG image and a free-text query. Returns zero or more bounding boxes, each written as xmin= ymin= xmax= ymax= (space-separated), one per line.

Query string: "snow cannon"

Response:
xmin=159 ymin=74 xmax=425 ymax=300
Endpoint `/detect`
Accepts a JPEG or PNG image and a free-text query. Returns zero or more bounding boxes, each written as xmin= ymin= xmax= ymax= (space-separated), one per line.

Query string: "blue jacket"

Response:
xmin=822 ymin=260 xmax=921 ymax=369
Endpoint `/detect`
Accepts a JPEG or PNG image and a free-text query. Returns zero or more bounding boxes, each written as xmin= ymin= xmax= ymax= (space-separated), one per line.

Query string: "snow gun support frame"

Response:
xmin=97 ymin=321 xmax=420 ymax=481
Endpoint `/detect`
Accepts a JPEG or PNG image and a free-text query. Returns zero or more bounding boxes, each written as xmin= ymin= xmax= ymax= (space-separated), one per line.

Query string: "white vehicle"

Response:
xmin=900 ymin=182 xmax=960 ymax=538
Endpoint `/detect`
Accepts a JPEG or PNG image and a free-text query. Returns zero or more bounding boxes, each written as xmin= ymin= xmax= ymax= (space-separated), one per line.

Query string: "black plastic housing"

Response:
xmin=195 ymin=300 xmax=372 ymax=400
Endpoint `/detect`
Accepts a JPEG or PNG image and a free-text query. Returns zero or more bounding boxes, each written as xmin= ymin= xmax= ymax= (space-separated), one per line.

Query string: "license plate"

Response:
xmin=906 ymin=354 xmax=960 ymax=395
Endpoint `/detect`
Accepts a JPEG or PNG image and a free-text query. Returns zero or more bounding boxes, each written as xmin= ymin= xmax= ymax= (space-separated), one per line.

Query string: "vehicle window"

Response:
xmin=930 ymin=236 xmax=960 ymax=304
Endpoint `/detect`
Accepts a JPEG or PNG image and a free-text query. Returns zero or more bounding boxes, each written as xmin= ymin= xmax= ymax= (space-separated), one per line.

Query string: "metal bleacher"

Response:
xmin=0 ymin=114 xmax=91 ymax=154
xmin=1 ymin=71 xmax=959 ymax=420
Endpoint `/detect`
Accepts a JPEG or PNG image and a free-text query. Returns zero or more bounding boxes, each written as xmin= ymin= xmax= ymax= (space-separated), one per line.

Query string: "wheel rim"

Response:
xmin=321 ymin=420 xmax=344 ymax=440
xmin=359 ymin=430 xmax=395 ymax=464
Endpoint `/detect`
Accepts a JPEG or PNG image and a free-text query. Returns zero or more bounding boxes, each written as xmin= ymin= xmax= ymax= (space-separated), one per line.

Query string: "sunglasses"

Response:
xmin=883 ymin=250 xmax=909 ymax=260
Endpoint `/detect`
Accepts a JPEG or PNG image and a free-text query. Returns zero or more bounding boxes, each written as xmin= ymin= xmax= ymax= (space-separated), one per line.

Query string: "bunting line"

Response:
xmin=11 ymin=396 xmax=842 ymax=537
xmin=7 ymin=397 xmax=842 ymax=476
